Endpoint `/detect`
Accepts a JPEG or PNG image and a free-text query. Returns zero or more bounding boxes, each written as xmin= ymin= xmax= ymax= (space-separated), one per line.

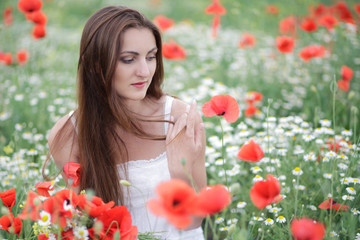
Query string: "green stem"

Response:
xmin=219 ymin=117 xmax=228 ymax=187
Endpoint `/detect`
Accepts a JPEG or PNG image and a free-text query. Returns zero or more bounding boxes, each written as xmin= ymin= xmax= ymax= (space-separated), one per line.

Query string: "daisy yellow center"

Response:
xmin=42 ymin=215 xmax=48 ymax=222
xmin=266 ymin=218 xmax=272 ymax=222
xmin=349 ymin=187 xmax=354 ymax=191
xmin=254 ymin=167 xmax=260 ymax=169
xmin=294 ymin=167 xmax=300 ymax=171
xmin=79 ymin=230 xmax=84 ymax=236
xmin=278 ymin=216 xmax=284 ymax=219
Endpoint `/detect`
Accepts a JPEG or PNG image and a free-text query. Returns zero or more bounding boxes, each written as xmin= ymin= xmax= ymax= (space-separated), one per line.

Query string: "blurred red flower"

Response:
xmin=318 ymin=14 xmax=338 ymax=31
xmin=0 ymin=52 xmax=12 ymax=65
xmin=27 ymin=10 xmax=47 ymax=25
xmin=318 ymin=198 xmax=349 ymax=211
xmin=90 ymin=206 xmax=138 ymax=240
xmin=245 ymin=91 xmax=263 ymax=104
xmin=153 ymin=15 xmax=174 ymax=32
xmin=0 ymin=213 xmax=22 ymax=237
xmin=276 ymin=36 xmax=295 ymax=53
xmin=291 ymin=217 xmax=325 ymax=240
xmin=16 ymin=49 xmax=29 ymax=65
xmin=148 ymin=179 xmax=197 ymax=229
xmin=204 ymin=0 xmax=226 ymax=38
xmin=238 ymin=33 xmax=256 ymax=49
xmin=18 ymin=0 xmax=43 ymax=13
xmin=265 ymin=5 xmax=279 ymax=15
xmin=3 ymin=7 xmax=13 ymax=26
xmin=300 ymin=18 xmax=317 ymax=32
xmin=202 ymin=94 xmax=239 ymax=123
xmin=162 ymin=41 xmax=186 ymax=60
xmin=237 ymin=139 xmax=264 ymax=162
xmin=299 ymin=45 xmax=325 ymax=62
xmin=337 ymin=80 xmax=349 ymax=92
xmin=18 ymin=191 xmax=42 ymax=221
xmin=78 ymin=194 xmax=115 ymax=218
xmin=310 ymin=3 xmax=328 ymax=18
xmin=64 ymin=162 xmax=81 ymax=187
xmin=333 ymin=1 xmax=354 ymax=24
xmin=250 ymin=174 xmax=281 ymax=209
xmin=204 ymin=0 xmax=226 ymax=15
xmin=354 ymin=4 xmax=360 ymax=15
xmin=279 ymin=16 xmax=296 ymax=36
xmin=35 ymin=181 xmax=54 ymax=197
xmin=192 ymin=185 xmax=231 ymax=216
xmin=341 ymin=65 xmax=353 ymax=82
xmin=245 ymin=103 xmax=259 ymax=117
xmin=0 ymin=188 xmax=16 ymax=211
xmin=32 ymin=24 xmax=46 ymax=39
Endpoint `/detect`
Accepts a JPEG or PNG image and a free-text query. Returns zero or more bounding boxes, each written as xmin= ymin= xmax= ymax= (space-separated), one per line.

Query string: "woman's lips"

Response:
xmin=131 ymin=81 xmax=147 ymax=88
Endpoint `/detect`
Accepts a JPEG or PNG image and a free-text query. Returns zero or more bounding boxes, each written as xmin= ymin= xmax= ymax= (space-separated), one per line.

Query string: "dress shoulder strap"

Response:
xmin=164 ymin=95 xmax=174 ymax=135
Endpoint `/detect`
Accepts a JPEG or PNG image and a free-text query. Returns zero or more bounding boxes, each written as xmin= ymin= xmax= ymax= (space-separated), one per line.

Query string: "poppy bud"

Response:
xmin=3 ymin=145 xmax=13 ymax=155
xmin=228 ymin=224 xmax=236 ymax=235
xmin=348 ymin=91 xmax=355 ymax=100
xmin=181 ymin=158 xmax=187 ymax=166
xmin=33 ymin=198 xmax=40 ymax=206
xmin=0 ymin=206 xmax=9 ymax=215
xmin=311 ymin=85 xmax=317 ymax=92
xmin=120 ymin=180 xmax=132 ymax=187
xmin=94 ymin=221 xmax=103 ymax=235
xmin=229 ymin=183 xmax=241 ymax=195
xmin=113 ymin=230 xmax=120 ymax=240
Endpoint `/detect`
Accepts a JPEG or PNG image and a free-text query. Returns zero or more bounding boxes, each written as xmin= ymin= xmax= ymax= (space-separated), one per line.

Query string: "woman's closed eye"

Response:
xmin=120 ymin=57 xmax=135 ymax=64
xmin=146 ymin=55 xmax=156 ymax=61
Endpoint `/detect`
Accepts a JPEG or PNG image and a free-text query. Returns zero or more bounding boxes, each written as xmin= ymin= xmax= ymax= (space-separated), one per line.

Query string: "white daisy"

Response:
xmin=264 ymin=218 xmax=274 ymax=225
xmin=346 ymin=187 xmax=356 ymax=195
xmin=276 ymin=216 xmax=286 ymax=223
xmin=292 ymin=167 xmax=303 ymax=176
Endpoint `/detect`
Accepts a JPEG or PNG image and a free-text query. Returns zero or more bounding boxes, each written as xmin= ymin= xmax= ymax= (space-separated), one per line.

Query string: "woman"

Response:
xmin=47 ymin=5 xmax=206 ymax=239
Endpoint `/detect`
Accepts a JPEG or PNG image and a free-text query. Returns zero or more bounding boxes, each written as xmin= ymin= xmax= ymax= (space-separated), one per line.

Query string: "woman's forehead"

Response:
xmin=120 ymin=28 xmax=156 ymax=53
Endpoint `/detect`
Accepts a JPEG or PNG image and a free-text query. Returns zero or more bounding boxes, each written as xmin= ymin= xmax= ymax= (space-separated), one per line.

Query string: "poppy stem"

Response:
xmin=218 ymin=117 xmax=228 ymax=187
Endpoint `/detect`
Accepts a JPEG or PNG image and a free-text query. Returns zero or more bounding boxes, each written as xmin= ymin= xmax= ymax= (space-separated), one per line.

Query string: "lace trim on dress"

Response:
xmin=122 ymin=151 xmax=167 ymax=167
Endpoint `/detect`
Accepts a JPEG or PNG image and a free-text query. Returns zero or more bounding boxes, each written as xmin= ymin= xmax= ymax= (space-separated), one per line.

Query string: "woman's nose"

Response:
xmin=135 ymin=59 xmax=150 ymax=78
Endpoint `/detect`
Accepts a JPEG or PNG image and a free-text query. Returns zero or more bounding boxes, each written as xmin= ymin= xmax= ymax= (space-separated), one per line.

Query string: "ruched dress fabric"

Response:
xmin=117 ymin=96 xmax=204 ymax=240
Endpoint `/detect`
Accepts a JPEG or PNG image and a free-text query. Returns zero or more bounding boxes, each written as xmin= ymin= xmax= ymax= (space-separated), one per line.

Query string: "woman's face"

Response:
xmin=113 ymin=27 xmax=157 ymax=101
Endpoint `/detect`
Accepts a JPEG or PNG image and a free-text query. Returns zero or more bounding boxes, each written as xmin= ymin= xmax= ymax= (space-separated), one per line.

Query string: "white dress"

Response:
xmin=118 ymin=96 xmax=204 ymax=240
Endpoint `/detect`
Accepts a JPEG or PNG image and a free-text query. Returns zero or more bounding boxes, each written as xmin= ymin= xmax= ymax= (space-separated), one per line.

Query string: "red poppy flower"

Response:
xmin=250 ymin=174 xmax=281 ymax=209
xmin=0 ymin=52 xmax=12 ymax=65
xmin=3 ymin=7 xmax=13 ymax=26
xmin=276 ymin=36 xmax=295 ymax=53
xmin=265 ymin=5 xmax=279 ymax=15
xmin=27 ymin=10 xmax=47 ymax=25
xmin=18 ymin=191 xmax=42 ymax=221
xmin=354 ymin=4 xmax=360 ymax=15
xmin=279 ymin=16 xmax=296 ymax=36
xmin=204 ymin=0 xmax=226 ymax=15
xmin=148 ymin=179 xmax=197 ymax=229
xmin=192 ymin=185 xmax=231 ymax=216
xmin=318 ymin=14 xmax=338 ymax=31
xmin=202 ymin=95 xmax=239 ymax=123
xmin=35 ymin=181 xmax=54 ymax=197
xmin=64 ymin=162 xmax=81 ymax=187
xmin=237 ymin=139 xmax=264 ymax=162
xmin=16 ymin=49 xmax=29 ymax=65
xmin=245 ymin=103 xmax=259 ymax=118
xmin=337 ymin=80 xmax=350 ymax=92
xmin=238 ymin=33 xmax=256 ymax=49
xmin=318 ymin=198 xmax=349 ymax=211
xmin=18 ymin=0 xmax=43 ymax=13
xmin=89 ymin=206 xmax=138 ymax=240
xmin=291 ymin=217 xmax=325 ymax=240
xmin=162 ymin=41 xmax=186 ymax=60
xmin=299 ymin=45 xmax=326 ymax=62
xmin=333 ymin=2 xmax=354 ymax=24
xmin=0 ymin=213 xmax=22 ymax=238
xmin=78 ymin=194 xmax=115 ymax=218
xmin=341 ymin=65 xmax=353 ymax=82
xmin=153 ymin=15 xmax=174 ymax=32
xmin=0 ymin=188 xmax=16 ymax=211
xmin=311 ymin=3 xmax=328 ymax=18
xmin=38 ymin=233 xmax=58 ymax=240
xmin=300 ymin=18 xmax=317 ymax=32
xmin=32 ymin=24 xmax=46 ymax=39
xmin=244 ymin=91 xmax=263 ymax=104
xmin=204 ymin=0 xmax=226 ymax=38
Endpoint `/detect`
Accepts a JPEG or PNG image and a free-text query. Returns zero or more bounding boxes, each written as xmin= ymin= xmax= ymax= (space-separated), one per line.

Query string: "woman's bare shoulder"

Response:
xmin=48 ymin=113 xmax=79 ymax=169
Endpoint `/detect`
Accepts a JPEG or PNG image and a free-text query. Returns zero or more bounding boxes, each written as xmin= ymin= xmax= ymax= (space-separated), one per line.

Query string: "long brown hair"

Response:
xmin=45 ymin=6 xmax=165 ymax=205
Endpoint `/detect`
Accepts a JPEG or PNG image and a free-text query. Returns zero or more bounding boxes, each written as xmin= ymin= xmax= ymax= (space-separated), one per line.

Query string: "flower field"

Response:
xmin=0 ymin=0 xmax=359 ymax=239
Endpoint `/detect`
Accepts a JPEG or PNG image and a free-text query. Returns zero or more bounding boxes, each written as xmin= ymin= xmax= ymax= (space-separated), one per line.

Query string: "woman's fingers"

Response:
xmin=167 ymin=112 xmax=187 ymax=142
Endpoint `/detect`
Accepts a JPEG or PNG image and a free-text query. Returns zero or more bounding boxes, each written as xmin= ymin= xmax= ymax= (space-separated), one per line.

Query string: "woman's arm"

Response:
xmin=48 ymin=114 xmax=80 ymax=194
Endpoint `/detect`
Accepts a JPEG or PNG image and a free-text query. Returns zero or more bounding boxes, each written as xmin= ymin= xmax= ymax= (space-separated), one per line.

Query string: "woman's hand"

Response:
xmin=166 ymin=101 xmax=206 ymax=190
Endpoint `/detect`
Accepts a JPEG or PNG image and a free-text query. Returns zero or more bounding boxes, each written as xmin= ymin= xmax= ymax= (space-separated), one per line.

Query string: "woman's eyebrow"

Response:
xmin=120 ymin=47 xmax=158 ymax=55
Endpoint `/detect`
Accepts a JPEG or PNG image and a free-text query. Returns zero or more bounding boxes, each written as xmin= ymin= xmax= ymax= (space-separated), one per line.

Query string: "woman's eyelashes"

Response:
xmin=120 ymin=55 xmax=156 ymax=64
